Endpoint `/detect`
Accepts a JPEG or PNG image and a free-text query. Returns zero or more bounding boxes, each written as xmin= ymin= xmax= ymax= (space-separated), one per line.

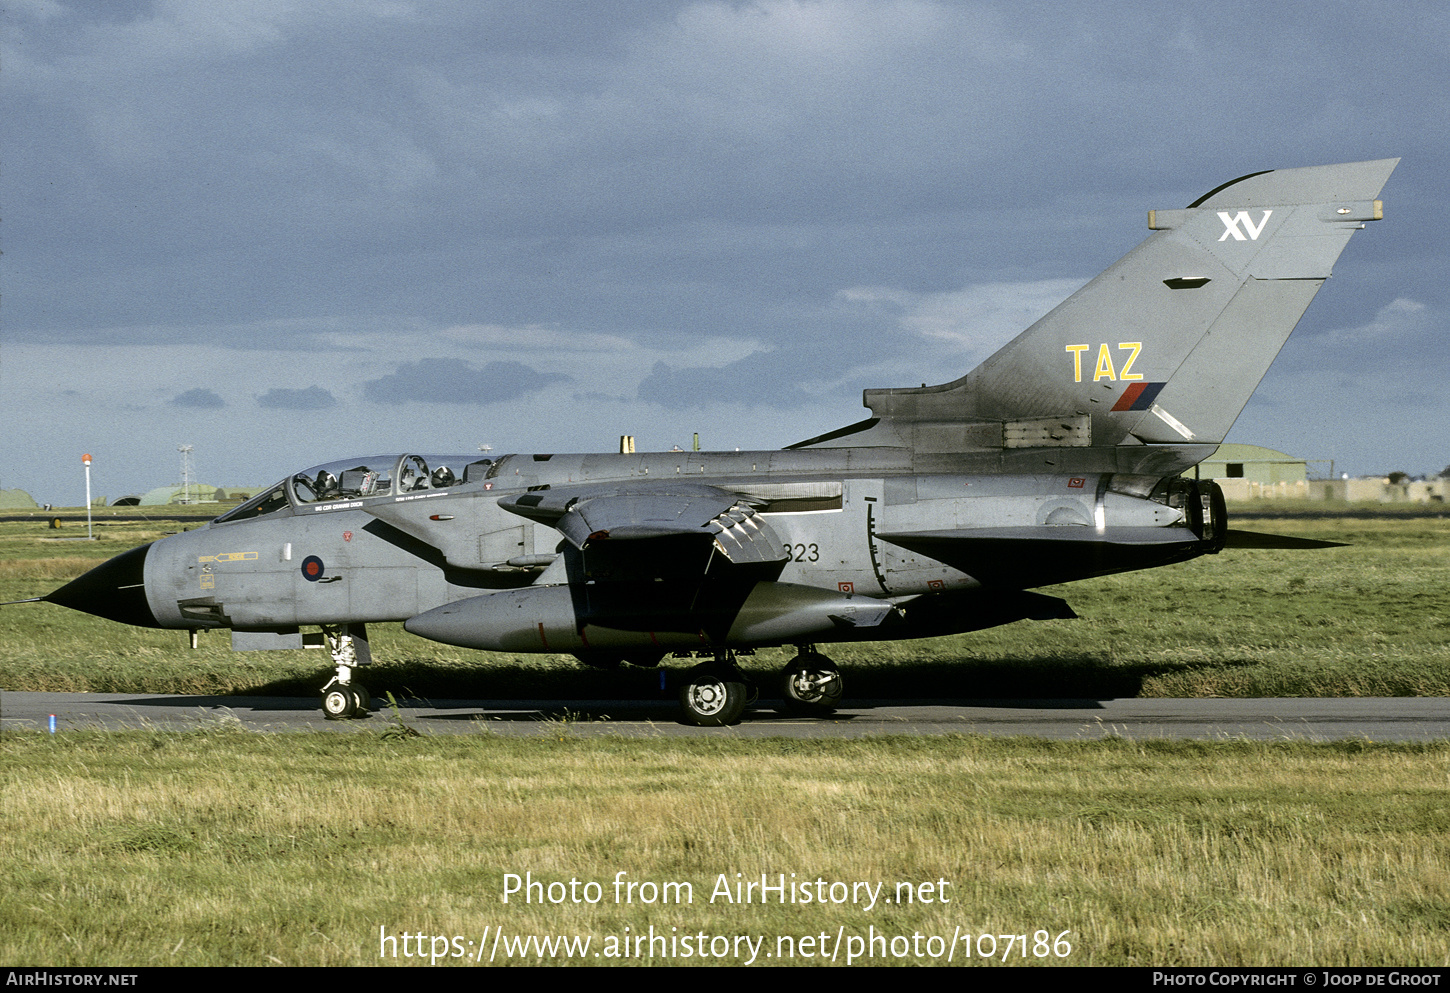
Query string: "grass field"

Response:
xmin=1 ymin=506 xmax=1447 ymax=967
xmin=2 ymin=730 xmax=1448 ymax=966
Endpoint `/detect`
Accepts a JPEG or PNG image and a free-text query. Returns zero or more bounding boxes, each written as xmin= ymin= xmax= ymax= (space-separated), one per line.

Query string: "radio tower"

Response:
xmin=178 ymin=445 xmax=194 ymax=505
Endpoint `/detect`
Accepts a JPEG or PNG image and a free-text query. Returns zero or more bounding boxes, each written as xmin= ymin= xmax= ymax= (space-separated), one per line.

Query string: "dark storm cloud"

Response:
xmin=9 ymin=0 xmax=1443 ymax=345
xmin=169 ymin=388 xmax=225 ymax=409
xmin=635 ymin=289 xmax=904 ymax=405
xmin=637 ymin=355 xmax=789 ymax=410
xmin=257 ymin=386 xmax=338 ymax=410
xmin=362 ymin=359 xmax=568 ymax=405
xmin=3 ymin=1 xmax=1448 ymax=499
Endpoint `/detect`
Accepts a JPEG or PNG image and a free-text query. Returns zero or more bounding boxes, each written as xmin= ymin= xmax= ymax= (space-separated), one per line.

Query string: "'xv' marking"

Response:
xmin=1217 ymin=209 xmax=1272 ymax=241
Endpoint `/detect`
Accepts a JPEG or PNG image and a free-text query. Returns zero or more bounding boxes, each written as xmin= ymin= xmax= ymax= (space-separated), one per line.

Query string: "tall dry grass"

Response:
xmin=2 ymin=731 xmax=1447 ymax=966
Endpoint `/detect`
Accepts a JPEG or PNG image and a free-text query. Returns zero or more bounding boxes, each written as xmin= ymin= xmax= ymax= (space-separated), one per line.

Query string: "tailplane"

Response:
xmin=794 ymin=159 xmax=1397 ymax=472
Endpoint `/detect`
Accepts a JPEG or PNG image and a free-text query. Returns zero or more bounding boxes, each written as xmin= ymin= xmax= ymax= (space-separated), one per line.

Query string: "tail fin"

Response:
xmin=794 ymin=159 xmax=1397 ymax=472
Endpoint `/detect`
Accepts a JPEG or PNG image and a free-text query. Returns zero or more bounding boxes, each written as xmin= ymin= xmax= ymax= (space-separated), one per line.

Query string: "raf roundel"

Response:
xmin=301 ymin=556 xmax=325 ymax=582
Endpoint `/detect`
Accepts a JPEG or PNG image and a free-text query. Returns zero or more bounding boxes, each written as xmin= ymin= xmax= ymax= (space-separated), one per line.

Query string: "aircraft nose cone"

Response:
xmin=45 ymin=543 xmax=161 ymax=628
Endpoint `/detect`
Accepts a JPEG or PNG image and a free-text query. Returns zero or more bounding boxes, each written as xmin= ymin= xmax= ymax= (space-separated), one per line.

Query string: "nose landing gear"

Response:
xmin=319 ymin=625 xmax=372 ymax=720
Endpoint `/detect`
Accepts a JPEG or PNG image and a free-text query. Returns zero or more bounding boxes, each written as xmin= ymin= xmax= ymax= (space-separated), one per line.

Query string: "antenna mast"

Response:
xmin=178 ymin=445 xmax=194 ymax=505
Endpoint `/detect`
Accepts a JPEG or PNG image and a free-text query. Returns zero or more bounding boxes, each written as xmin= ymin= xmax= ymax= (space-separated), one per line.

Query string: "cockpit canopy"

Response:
xmin=214 ymin=453 xmax=495 ymax=524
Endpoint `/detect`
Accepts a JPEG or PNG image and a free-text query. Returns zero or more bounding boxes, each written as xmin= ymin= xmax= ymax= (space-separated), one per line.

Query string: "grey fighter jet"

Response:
xmin=40 ymin=159 xmax=1397 ymax=725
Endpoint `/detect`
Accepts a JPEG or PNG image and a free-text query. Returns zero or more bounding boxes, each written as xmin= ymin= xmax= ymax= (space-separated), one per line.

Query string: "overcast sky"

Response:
xmin=4 ymin=0 xmax=1446 ymax=506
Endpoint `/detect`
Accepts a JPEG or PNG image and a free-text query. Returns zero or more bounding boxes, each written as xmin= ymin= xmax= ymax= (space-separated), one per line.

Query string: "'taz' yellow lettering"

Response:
xmin=1068 ymin=342 xmax=1145 ymax=383
xmin=1093 ymin=343 xmax=1116 ymax=381
xmin=1065 ymin=344 xmax=1089 ymax=382
xmin=1117 ymin=342 xmax=1143 ymax=381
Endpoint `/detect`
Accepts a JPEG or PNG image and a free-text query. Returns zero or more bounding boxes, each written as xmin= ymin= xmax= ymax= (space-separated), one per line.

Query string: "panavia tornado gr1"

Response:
xmin=38 ymin=159 xmax=1397 ymax=725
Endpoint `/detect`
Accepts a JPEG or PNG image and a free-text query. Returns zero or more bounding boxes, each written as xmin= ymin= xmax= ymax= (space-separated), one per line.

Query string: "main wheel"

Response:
xmin=678 ymin=663 xmax=748 ymax=727
xmin=780 ymin=654 xmax=843 ymax=716
xmin=321 ymin=684 xmax=357 ymax=720
xmin=350 ymin=683 xmax=371 ymax=716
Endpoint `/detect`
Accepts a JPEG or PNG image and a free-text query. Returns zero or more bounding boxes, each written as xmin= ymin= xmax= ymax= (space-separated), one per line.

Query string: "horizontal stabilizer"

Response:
xmin=1222 ymin=530 xmax=1348 ymax=550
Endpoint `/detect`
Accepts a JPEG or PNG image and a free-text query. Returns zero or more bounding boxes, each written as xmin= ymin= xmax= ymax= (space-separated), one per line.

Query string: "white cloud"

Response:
xmin=1322 ymin=297 xmax=1432 ymax=344
xmin=836 ymin=277 xmax=1085 ymax=357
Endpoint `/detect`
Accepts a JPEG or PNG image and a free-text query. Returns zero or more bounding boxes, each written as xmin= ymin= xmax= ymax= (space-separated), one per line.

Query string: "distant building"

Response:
xmin=117 ymin=486 xmax=262 ymax=507
xmin=1308 ymin=477 xmax=1448 ymax=503
xmin=1191 ymin=444 xmax=1309 ymax=485
xmin=0 ymin=488 xmax=39 ymax=509
xmin=217 ymin=488 xmax=261 ymax=503
xmin=1186 ymin=444 xmax=1308 ymax=499
xmin=136 ymin=484 xmax=224 ymax=506
xmin=1186 ymin=444 xmax=1446 ymax=503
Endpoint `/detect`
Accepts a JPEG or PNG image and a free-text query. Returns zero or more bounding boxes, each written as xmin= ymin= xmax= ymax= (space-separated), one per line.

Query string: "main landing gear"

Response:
xmin=676 ymin=646 xmax=845 ymax=725
xmin=678 ymin=652 xmax=750 ymax=727
xmin=319 ymin=624 xmax=372 ymax=720
xmin=779 ymin=647 xmax=843 ymax=717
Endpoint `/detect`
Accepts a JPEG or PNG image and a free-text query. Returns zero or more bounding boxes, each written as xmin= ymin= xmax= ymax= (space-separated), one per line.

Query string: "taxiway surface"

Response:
xmin=2 ymin=692 xmax=1447 ymax=740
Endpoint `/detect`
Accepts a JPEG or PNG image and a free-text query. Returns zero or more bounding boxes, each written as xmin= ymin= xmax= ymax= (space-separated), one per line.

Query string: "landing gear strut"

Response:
xmin=780 ymin=646 xmax=843 ymax=717
xmin=678 ymin=651 xmax=749 ymax=727
xmin=319 ymin=624 xmax=372 ymax=720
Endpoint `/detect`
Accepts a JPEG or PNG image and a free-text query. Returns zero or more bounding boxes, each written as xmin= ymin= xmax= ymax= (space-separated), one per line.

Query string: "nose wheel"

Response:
xmin=780 ymin=649 xmax=843 ymax=716
xmin=321 ymin=679 xmax=371 ymax=720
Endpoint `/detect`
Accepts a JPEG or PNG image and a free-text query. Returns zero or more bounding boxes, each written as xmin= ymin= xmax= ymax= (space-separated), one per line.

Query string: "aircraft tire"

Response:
xmin=351 ymin=684 xmax=371 ymax=716
xmin=780 ymin=654 xmax=843 ymax=717
xmin=678 ymin=663 xmax=747 ymax=727
xmin=321 ymin=685 xmax=357 ymax=720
